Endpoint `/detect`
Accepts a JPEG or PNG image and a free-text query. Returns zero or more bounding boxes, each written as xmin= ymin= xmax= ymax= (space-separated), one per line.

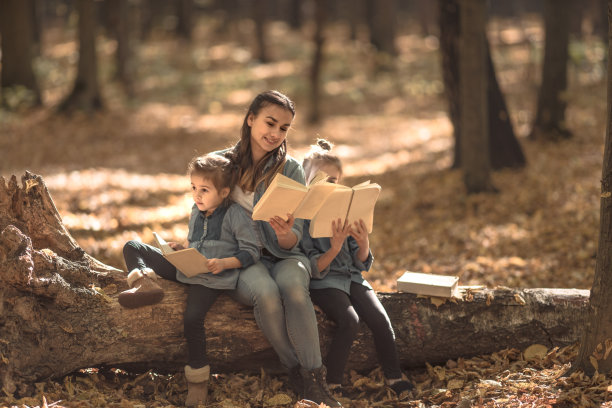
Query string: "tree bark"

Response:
xmin=252 ymin=0 xmax=269 ymax=63
xmin=176 ymin=0 xmax=194 ymax=41
xmin=365 ymin=0 xmax=397 ymax=57
xmin=58 ymin=0 xmax=103 ymax=112
xmin=106 ymin=0 xmax=136 ymax=98
xmin=439 ymin=0 xmax=526 ymax=171
xmin=571 ymin=0 xmax=612 ymax=376
xmin=459 ymin=0 xmax=496 ymax=193
xmin=0 ymin=0 xmax=42 ymax=108
xmin=529 ymin=0 xmax=572 ymax=140
xmin=0 ymin=173 xmax=589 ymax=396
xmin=308 ymin=0 xmax=326 ymax=124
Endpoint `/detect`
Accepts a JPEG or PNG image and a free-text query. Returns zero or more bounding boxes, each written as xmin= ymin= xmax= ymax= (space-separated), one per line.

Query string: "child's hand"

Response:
xmin=207 ymin=258 xmax=226 ymax=274
xmin=330 ymin=218 xmax=350 ymax=252
xmin=168 ymin=242 xmax=185 ymax=251
xmin=269 ymin=214 xmax=295 ymax=238
xmin=349 ymin=219 xmax=369 ymax=248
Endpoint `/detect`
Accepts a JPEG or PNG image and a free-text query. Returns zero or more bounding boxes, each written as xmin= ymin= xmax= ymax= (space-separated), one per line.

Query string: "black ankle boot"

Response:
xmin=288 ymin=365 xmax=303 ymax=398
xmin=299 ymin=366 xmax=343 ymax=407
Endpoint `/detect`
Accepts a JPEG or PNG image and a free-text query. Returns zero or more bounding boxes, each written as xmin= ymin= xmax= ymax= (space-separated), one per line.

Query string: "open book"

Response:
xmin=153 ymin=232 xmax=209 ymax=277
xmin=251 ymin=172 xmax=381 ymax=238
xmin=252 ymin=172 xmax=338 ymax=222
xmin=308 ymin=180 xmax=381 ymax=238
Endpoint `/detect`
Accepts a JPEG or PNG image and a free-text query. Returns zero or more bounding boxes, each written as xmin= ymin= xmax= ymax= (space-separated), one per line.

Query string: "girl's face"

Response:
xmin=316 ymin=163 xmax=342 ymax=184
xmin=191 ymin=174 xmax=229 ymax=213
xmin=247 ymin=104 xmax=294 ymax=163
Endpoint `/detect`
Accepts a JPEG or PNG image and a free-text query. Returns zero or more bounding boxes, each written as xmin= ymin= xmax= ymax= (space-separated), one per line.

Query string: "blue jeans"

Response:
xmin=230 ymin=259 xmax=322 ymax=370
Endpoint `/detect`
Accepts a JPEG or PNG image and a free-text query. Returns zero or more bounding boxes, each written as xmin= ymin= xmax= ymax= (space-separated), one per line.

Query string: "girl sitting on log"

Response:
xmin=118 ymin=153 xmax=260 ymax=407
xmin=300 ymin=139 xmax=415 ymax=398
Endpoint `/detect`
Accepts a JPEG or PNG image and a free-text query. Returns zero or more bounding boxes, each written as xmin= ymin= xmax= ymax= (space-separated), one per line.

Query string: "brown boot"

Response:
xmin=118 ymin=268 xmax=164 ymax=308
xmin=300 ymin=365 xmax=343 ymax=407
xmin=185 ymin=364 xmax=210 ymax=407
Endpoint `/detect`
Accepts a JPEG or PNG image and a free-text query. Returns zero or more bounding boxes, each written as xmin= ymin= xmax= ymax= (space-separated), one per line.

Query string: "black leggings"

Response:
xmin=310 ymin=282 xmax=401 ymax=383
xmin=123 ymin=240 xmax=225 ymax=369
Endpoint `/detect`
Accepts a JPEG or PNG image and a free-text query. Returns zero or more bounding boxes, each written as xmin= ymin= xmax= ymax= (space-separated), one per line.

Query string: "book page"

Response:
xmin=309 ymin=186 xmax=353 ymax=238
xmin=252 ymin=173 xmax=308 ymax=221
xmin=152 ymin=232 xmax=174 ymax=255
xmin=165 ymin=249 xmax=210 ymax=277
xmin=293 ymin=182 xmax=337 ymax=220
xmin=345 ymin=183 xmax=381 ymax=233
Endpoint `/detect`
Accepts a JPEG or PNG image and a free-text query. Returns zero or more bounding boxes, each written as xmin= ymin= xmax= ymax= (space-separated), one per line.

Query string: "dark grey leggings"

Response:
xmin=123 ymin=240 xmax=224 ymax=369
xmin=309 ymin=282 xmax=401 ymax=383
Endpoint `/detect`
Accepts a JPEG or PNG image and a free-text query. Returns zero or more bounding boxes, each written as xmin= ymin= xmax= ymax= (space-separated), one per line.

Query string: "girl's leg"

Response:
xmin=230 ymin=261 xmax=299 ymax=368
xmin=310 ymin=288 xmax=360 ymax=384
xmin=269 ymin=258 xmax=322 ymax=370
xmin=349 ymin=282 xmax=402 ymax=379
xmin=123 ymin=240 xmax=178 ymax=281
xmin=184 ymin=284 xmax=223 ymax=368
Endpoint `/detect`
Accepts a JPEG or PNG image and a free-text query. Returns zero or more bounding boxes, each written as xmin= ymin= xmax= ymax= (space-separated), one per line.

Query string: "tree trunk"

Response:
xmin=365 ymin=0 xmax=397 ymax=57
xmin=58 ymin=0 xmax=103 ymax=112
xmin=106 ymin=0 xmax=136 ymax=98
xmin=459 ymin=0 xmax=496 ymax=193
xmin=0 ymin=172 xmax=590 ymax=396
xmin=252 ymin=0 xmax=269 ymax=63
xmin=571 ymin=0 xmax=612 ymax=376
xmin=0 ymin=0 xmax=42 ymax=108
xmin=308 ymin=0 xmax=326 ymax=124
xmin=440 ymin=0 xmax=526 ymax=171
xmin=529 ymin=0 xmax=572 ymax=140
xmin=176 ymin=0 xmax=194 ymax=41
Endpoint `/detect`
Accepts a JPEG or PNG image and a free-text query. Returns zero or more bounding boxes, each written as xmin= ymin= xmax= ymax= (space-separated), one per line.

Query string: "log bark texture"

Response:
xmin=0 ymin=173 xmax=589 ymax=396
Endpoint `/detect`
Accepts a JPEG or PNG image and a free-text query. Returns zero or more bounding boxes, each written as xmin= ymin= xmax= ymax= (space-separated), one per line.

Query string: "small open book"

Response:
xmin=252 ymin=172 xmax=381 ymax=238
xmin=153 ymin=232 xmax=209 ymax=277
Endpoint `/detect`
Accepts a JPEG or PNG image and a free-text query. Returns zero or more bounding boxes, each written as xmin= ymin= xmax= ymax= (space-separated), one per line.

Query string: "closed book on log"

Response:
xmin=397 ymin=271 xmax=459 ymax=298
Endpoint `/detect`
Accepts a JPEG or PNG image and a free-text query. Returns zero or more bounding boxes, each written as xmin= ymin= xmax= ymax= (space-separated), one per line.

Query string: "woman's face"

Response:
xmin=247 ymin=104 xmax=294 ymax=163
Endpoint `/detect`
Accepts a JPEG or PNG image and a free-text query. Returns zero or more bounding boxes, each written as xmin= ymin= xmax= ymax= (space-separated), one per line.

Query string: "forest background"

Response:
xmin=1 ymin=0 xmax=611 ymax=407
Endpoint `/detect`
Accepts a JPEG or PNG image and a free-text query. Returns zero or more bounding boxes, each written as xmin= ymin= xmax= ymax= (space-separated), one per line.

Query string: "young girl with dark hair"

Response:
xmin=118 ymin=153 xmax=260 ymax=406
xmin=300 ymin=139 xmax=415 ymax=398
xmin=217 ymin=90 xmax=341 ymax=407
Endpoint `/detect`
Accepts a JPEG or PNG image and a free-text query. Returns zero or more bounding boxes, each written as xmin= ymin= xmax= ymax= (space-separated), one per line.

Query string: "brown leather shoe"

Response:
xmin=118 ymin=268 xmax=164 ymax=308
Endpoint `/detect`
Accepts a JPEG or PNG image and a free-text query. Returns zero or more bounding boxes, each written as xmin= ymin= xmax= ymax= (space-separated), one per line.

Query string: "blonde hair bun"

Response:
xmin=316 ymin=138 xmax=333 ymax=151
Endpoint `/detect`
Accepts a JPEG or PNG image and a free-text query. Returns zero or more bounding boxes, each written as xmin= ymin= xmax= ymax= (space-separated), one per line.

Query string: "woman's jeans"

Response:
xmin=310 ymin=282 xmax=402 ymax=384
xmin=124 ymin=241 xmax=322 ymax=370
xmin=230 ymin=258 xmax=322 ymax=370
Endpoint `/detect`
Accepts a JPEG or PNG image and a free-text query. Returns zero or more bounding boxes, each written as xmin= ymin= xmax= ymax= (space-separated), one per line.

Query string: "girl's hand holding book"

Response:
xmin=330 ymin=218 xmax=350 ymax=253
xmin=168 ymin=242 xmax=185 ymax=251
xmin=206 ymin=258 xmax=226 ymax=274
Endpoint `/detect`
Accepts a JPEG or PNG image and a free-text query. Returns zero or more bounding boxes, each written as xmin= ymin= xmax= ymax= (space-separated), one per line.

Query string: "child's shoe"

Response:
xmin=118 ymin=268 xmax=164 ymax=308
xmin=184 ymin=364 xmax=210 ymax=407
xmin=387 ymin=377 xmax=415 ymax=396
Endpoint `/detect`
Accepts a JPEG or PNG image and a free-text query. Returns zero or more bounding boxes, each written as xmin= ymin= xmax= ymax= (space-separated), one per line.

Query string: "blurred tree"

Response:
xmin=571 ymin=0 xmax=612 ymax=377
xmin=59 ymin=0 xmax=103 ymax=112
xmin=0 ymin=0 xmax=42 ymax=108
xmin=459 ymin=0 xmax=496 ymax=193
xmin=176 ymin=0 xmax=195 ymax=41
xmin=365 ymin=0 xmax=397 ymax=57
xmin=253 ymin=0 xmax=270 ymax=62
xmin=106 ymin=0 xmax=136 ymax=98
xmin=439 ymin=0 xmax=526 ymax=170
xmin=287 ymin=0 xmax=302 ymax=30
xmin=529 ymin=0 xmax=572 ymax=140
xmin=308 ymin=0 xmax=326 ymax=124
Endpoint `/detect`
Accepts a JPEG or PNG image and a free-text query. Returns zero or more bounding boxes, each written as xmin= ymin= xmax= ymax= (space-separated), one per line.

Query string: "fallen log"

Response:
xmin=0 ymin=173 xmax=590 ymax=397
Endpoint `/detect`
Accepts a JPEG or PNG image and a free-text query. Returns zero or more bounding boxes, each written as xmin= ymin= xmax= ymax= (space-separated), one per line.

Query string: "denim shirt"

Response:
xmin=215 ymin=149 xmax=312 ymax=276
xmin=176 ymin=202 xmax=260 ymax=289
xmin=300 ymin=219 xmax=374 ymax=294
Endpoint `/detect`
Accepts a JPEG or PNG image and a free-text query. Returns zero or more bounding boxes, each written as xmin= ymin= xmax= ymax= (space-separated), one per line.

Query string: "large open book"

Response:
xmin=396 ymin=271 xmax=460 ymax=298
xmin=252 ymin=172 xmax=338 ymax=222
xmin=153 ymin=232 xmax=209 ymax=277
xmin=251 ymin=172 xmax=381 ymax=238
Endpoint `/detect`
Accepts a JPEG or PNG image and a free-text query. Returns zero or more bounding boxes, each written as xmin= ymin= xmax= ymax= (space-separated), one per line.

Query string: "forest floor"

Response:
xmin=1 ymin=14 xmax=611 ymax=408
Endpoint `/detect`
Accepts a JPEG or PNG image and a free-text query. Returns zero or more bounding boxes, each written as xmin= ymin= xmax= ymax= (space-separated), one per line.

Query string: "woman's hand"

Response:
xmin=269 ymin=214 xmax=298 ymax=249
xmin=168 ymin=242 xmax=185 ymax=251
xmin=330 ymin=218 xmax=350 ymax=252
xmin=207 ymin=258 xmax=226 ymax=274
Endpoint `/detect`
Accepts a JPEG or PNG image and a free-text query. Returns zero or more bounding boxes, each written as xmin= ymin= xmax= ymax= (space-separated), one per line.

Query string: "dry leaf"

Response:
xmin=524 ymin=344 xmax=548 ymax=360
xmin=513 ymin=293 xmax=526 ymax=305
xmin=265 ymin=393 xmax=292 ymax=406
